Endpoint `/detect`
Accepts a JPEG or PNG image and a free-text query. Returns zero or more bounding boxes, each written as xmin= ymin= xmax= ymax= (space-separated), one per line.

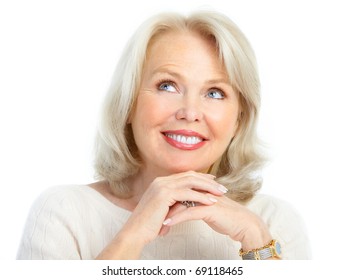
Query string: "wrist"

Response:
xmin=240 ymin=218 xmax=272 ymax=251
xmin=117 ymin=225 xmax=148 ymax=249
xmin=96 ymin=229 xmax=146 ymax=260
xmin=237 ymin=217 xmax=283 ymax=260
xmin=239 ymin=239 xmax=282 ymax=260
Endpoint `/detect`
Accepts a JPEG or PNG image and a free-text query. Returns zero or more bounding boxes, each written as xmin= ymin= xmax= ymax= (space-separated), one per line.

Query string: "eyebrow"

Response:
xmin=152 ymin=68 xmax=230 ymax=86
xmin=206 ymin=78 xmax=230 ymax=85
xmin=152 ymin=68 xmax=183 ymax=79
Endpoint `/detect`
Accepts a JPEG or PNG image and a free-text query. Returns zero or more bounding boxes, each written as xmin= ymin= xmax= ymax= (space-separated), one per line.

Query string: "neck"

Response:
xmin=128 ymin=167 xmax=167 ymax=195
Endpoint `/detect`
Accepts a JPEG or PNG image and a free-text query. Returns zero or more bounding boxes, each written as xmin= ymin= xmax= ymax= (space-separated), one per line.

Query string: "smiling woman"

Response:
xmin=130 ymin=30 xmax=240 ymax=175
xmin=16 ymin=10 xmax=311 ymax=260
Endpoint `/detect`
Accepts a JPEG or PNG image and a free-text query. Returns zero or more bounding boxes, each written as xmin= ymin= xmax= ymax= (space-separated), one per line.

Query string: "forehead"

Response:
xmin=148 ymin=30 xmax=217 ymax=55
xmin=144 ymin=30 xmax=227 ymax=75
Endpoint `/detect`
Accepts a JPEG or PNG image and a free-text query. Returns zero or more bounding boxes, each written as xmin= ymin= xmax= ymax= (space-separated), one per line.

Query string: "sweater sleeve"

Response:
xmin=248 ymin=194 xmax=312 ymax=259
xmin=16 ymin=186 xmax=82 ymax=260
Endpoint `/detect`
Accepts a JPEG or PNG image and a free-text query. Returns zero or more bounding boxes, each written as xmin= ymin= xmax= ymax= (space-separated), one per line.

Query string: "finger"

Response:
xmin=163 ymin=206 xmax=206 ymax=227
xmin=167 ymin=202 xmax=187 ymax=217
xmin=162 ymin=194 xmax=219 ymax=227
xmin=170 ymin=175 xmax=228 ymax=196
xmin=159 ymin=225 xmax=171 ymax=236
xmin=174 ymin=189 xmax=218 ymax=206
xmin=158 ymin=202 xmax=185 ymax=236
xmin=175 ymin=170 xmax=220 ymax=184
xmin=173 ymin=171 xmax=216 ymax=180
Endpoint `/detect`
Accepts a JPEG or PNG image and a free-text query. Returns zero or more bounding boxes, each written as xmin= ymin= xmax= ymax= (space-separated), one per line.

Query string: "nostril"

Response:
xmin=175 ymin=107 xmax=203 ymax=122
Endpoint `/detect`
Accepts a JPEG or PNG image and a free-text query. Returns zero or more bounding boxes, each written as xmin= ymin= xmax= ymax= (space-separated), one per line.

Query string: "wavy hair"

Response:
xmin=94 ymin=10 xmax=266 ymax=202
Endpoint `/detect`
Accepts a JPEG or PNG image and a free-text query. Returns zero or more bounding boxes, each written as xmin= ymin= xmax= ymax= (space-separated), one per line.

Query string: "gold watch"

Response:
xmin=239 ymin=239 xmax=282 ymax=260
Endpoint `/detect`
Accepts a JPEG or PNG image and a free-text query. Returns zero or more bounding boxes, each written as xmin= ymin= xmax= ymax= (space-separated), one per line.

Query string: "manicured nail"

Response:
xmin=208 ymin=197 xmax=218 ymax=203
xmin=218 ymin=185 xmax=228 ymax=193
xmin=163 ymin=218 xmax=172 ymax=225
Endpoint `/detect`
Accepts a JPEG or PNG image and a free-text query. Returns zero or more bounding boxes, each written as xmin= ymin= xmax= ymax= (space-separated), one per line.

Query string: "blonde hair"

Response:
xmin=94 ymin=10 xmax=266 ymax=202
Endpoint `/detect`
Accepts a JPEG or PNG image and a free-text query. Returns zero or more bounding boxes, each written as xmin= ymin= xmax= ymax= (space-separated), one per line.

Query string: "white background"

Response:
xmin=1 ymin=0 xmax=343 ymax=261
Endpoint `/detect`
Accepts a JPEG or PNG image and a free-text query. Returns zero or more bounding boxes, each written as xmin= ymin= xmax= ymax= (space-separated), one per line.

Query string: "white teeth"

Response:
xmin=165 ymin=133 xmax=203 ymax=144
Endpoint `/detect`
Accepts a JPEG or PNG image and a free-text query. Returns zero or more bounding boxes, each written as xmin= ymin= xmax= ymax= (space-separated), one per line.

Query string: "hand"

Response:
xmin=119 ymin=171 xmax=228 ymax=246
xmin=163 ymin=195 xmax=272 ymax=251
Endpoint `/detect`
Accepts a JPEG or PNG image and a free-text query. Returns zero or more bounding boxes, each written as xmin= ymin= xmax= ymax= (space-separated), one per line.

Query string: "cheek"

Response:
xmin=131 ymin=94 xmax=172 ymax=132
xmin=209 ymin=106 xmax=239 ymax=139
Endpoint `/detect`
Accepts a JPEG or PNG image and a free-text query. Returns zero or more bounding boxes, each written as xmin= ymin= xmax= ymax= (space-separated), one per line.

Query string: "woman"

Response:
xmin=17 ymin=10 xmax=311 ymax=260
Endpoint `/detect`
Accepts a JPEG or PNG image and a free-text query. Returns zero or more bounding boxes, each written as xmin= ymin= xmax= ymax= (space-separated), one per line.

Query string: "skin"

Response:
xmin=93 ymin=30 xmax=274 ymax=259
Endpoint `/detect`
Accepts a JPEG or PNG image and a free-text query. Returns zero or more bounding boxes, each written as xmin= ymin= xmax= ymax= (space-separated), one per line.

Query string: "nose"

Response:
xmin=175 ymin=95 xmax=204 ymax=122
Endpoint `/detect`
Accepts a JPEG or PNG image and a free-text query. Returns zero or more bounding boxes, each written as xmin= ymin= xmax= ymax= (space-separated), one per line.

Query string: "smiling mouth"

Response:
xmin=161 ymin=130 xmax=208 ymax=150
xmin=164 ymin=133 xmax=203 ymax=145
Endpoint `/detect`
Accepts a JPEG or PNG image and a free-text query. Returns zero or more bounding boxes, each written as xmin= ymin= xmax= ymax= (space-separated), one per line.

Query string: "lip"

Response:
xmin=161 ymin=129 xmax=208 ymax=150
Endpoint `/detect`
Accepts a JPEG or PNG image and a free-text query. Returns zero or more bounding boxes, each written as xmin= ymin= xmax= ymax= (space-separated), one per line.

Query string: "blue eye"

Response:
xmin=207 ymin=89 xmax=225 ymax=99
xmin=158 ymin=81 xmax=177 ymax=93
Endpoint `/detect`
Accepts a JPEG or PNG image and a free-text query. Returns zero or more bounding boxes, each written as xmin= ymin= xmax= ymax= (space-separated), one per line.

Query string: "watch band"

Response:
xmin=241 ymin=247 xmax=274 ymax=260
xmin=239 ymin=239 xmax=282 ymax=260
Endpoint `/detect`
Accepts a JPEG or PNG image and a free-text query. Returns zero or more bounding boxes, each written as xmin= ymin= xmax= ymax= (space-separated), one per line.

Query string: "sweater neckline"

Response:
xmin=83 ymin=185 xmax=133 ymax=218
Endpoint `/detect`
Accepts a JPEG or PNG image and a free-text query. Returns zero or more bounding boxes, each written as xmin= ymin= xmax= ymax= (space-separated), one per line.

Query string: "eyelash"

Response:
xmin=156 ymin=79 xmax=178 ymax=92
xmin=207 ymin=88 xmax=226 ymax=99
xmin=156 ymin=79 xmax=226 ymax=99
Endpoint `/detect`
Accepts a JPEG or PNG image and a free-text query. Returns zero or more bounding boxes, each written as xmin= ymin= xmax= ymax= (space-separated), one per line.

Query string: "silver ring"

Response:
xmin=181 ymin=201 xmax=196 ymax=208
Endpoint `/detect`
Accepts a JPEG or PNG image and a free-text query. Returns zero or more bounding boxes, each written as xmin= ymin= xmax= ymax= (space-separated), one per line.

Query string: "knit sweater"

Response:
xmin=16 ymin=185 xmax=311 ymax=259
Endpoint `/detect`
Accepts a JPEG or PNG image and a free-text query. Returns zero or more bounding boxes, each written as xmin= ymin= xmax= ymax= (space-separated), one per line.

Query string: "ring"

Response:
xmin=181 ymin=201 xmax=196 ymax=208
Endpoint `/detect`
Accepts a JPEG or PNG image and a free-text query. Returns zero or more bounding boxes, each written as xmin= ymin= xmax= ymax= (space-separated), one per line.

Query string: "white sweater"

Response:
xmin=16 ymin=185 xmax=311 ymax=259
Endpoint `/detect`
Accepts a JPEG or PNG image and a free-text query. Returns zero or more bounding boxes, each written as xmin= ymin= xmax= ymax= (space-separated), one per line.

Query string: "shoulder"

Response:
xmin=37 ymin=184 xmax=92 ymax=197
xmin=245 ymin=193 xmax=307 ymax=231
xmin=28 ymin=185 xmax=107 ymax=219
xmin=26 ymin=185 xmax=91 ymax=218
xmin=246 ymin=193 xmax=312 ymax=259
xmin=29 ymin=184 xmax=131 ymax=220
xmin=246 ymin=193 xmax=299 ymax=218
xmin=32 ymin=185 xmax=93 ymax=208
xmin=18 ymin=184 xmax=130 ymax=259
xmin=17 ymin=185 xmax=95 ymax=259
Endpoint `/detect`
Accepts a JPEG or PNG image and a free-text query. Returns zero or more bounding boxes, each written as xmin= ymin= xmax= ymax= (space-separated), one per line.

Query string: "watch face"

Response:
xmin=275 ymin=241 xmax=282 ymax=256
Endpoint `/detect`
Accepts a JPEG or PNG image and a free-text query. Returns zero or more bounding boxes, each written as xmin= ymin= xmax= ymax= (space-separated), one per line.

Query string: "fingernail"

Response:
xmin=163 ymin=218 xmax=172 ymax=225
xmin=208 ymin=197 xmax=218 ymax=203
xmin=218 ymin=185 xmax=228 ymax=193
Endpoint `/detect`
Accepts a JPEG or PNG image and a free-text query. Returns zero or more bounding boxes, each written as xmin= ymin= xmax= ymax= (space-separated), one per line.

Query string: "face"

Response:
xmin=129 ymin=31 xmax=240 ymax=176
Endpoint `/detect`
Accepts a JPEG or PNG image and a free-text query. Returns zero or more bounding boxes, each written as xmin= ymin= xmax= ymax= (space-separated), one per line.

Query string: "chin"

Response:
xmin=166 ymin=164 xmax=210 ymax=174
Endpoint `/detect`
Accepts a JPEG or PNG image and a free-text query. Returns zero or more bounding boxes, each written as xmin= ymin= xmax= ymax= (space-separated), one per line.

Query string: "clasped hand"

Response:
xmin=120 ymin=171 xmax=270 ymax=250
